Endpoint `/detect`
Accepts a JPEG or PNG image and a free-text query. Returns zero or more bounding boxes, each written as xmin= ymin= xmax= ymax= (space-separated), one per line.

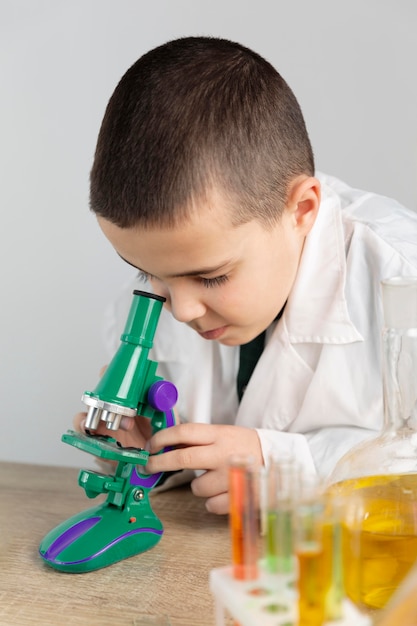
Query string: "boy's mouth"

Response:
xmin=197 ymin=326 xmax=228 ymax=340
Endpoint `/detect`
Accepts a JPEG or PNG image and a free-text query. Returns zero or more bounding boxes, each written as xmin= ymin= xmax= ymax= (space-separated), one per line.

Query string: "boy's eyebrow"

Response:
xmin=117 ymin=254 xmax=231 ymax=277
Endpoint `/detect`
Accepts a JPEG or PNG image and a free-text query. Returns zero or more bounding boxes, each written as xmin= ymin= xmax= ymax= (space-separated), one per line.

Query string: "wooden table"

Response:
xmin=0 ymin=461 xmax=232 ymax=626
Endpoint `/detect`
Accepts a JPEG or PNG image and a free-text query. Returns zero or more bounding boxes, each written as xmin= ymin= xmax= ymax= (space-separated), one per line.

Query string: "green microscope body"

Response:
xmin=39 ymin=290 xmax=178 ymax=573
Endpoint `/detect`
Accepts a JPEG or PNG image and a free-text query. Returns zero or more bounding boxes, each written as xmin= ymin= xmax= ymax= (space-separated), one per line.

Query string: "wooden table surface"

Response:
xmin=0 ymin=461 xmax=232 ymax=626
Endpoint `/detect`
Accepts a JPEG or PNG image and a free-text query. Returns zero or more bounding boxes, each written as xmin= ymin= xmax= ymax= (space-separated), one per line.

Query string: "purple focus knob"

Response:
xmin=147 ymin=380 xmax=178 ymax=412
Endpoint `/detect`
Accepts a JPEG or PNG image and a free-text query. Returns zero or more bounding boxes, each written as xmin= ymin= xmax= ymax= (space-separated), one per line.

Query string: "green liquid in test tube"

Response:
xmin=266 ymin=507 xmax=293 ymax=573
xmin=264 ymin=455 xmax=297 ymax=575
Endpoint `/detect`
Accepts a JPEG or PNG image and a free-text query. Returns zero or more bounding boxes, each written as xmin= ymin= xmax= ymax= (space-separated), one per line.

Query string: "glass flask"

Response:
xmin=328 ymin=276 xmax=417 ymax=614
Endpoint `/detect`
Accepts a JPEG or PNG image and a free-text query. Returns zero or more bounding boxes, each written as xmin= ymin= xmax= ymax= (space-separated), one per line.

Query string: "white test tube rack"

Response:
xmin=209 ymin=565 xmax=373 ymax=626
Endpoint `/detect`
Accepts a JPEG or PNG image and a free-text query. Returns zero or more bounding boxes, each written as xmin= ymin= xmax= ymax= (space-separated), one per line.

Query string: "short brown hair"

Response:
xmin=90 ymin=36 xmax=314 ymax=228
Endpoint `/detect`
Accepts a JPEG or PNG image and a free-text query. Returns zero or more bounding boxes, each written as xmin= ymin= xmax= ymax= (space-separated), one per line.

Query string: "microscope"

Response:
xmin=39 ymin=290 xmax=178 ymax=573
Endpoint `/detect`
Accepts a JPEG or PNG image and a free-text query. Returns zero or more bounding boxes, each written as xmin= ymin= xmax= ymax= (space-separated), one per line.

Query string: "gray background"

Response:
xmin=1 ymin=0 xmax=416 ymax=467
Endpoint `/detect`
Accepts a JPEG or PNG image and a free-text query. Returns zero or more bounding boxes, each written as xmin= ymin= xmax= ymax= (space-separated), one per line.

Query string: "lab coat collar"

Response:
xmin=283 ymin=181 xmax=363 ymax=345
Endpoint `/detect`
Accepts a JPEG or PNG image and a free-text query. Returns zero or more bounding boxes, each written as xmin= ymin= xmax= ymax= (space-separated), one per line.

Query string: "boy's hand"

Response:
xmin=144 ymin=423 xmax=263 ymax=515
xmin=72 ymin=411 xmax=152 ymax=450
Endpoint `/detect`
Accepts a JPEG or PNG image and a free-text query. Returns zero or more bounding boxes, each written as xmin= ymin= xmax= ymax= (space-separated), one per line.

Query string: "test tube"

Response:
xmin=323 ymin=494 xmax=345 ymax=621
xmin=264 ymin=454 xmax=298 ymax=576
xmin=229 ymin=455 xmax=259 ymax=581
xmin=294 ymin=475 xmax=332 ymax=626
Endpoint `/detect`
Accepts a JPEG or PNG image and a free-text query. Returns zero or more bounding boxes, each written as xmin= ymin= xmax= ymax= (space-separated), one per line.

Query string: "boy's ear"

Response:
xmin=287 ymin=176 xmax=321 ymax=235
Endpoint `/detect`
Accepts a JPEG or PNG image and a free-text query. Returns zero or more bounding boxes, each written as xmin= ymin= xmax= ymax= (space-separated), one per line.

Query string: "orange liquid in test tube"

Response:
xmin=229 ymin=457 xmax=258 ymax=581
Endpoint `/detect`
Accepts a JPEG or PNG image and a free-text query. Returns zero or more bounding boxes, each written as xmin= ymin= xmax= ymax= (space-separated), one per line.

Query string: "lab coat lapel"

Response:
xmin=236 ymin=321 xmax=314 ymax=431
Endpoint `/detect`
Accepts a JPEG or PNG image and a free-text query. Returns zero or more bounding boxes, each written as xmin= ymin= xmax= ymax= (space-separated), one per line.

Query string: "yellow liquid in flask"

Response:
xmin=329 ymin=473 xmax=417 ymax=612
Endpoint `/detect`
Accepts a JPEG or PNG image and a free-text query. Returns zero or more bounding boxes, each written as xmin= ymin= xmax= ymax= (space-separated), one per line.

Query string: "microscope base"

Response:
xmin=39 ymin=500 xmax=163 ymax=573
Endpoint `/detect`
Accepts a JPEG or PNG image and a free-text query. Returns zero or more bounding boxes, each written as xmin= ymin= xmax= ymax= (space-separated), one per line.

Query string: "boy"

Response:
xmin=74 ymin=36 xmax=417 ymax=515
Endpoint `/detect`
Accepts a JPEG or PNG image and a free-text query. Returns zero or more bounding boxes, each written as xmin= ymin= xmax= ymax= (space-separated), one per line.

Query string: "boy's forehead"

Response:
xmin=97 ymin=209 xmax=265 ymax=275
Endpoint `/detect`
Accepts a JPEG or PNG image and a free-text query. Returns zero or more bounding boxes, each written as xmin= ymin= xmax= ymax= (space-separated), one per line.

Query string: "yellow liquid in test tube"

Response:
xmin=296 ymin=523 xmax=333 ymax=626
xmin=329 ymin=473 xmax=417 ymax=613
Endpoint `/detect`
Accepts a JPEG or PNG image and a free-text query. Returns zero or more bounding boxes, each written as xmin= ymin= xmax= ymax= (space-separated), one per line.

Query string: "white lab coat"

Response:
xmin=103 ymin=173 xmax=417 ymax=479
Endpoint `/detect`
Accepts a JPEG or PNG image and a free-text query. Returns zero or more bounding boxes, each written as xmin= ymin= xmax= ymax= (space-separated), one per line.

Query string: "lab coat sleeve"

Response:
xmin=255 ymin=425 xmax=377 ymax=479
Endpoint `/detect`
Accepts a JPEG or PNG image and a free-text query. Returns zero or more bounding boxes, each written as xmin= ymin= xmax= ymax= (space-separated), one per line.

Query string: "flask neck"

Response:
xmin=382 ymin=327 xmax=417 ymax=433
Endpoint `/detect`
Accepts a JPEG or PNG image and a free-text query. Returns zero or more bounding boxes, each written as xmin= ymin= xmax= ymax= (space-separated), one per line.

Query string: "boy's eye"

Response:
xmin=138 ymin=270 xmax=229 ymax=288
xmin=201 ymin=275 xmax=230 ymax=288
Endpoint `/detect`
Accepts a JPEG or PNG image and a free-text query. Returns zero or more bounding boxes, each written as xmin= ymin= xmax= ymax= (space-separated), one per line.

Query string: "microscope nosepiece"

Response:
xmin=104 ymin=412 xmax=123 ymax=431
xmin=85 ymin=406 xmax=101 ymax=431
xmin=81 ymin=394 xmax=137 ymax=432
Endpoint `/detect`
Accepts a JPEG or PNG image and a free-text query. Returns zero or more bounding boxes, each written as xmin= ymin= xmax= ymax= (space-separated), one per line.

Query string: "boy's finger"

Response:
xmin=145 ymin=443 xmax=217 ymax=473
xmin=204 ymin=492 xmax=229 ymax=515
xmin=146 ymin=423 xmax=216 ymax=453
xmin=73 ymin=412 xmax=87 ymax=431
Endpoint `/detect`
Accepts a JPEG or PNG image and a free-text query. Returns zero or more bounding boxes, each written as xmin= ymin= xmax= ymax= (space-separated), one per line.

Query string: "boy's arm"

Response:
xmin=143 ymin=421 xmax=380 ymax=514
xmin=255 ymin=425 xmax=378 ymax=479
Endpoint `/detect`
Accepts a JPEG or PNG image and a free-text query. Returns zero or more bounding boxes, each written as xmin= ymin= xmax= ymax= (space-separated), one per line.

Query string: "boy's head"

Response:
xmin=92 ymin=37 xmax=320 ymax=345
xmin=90 ymin=36 xmax=315 ymax=229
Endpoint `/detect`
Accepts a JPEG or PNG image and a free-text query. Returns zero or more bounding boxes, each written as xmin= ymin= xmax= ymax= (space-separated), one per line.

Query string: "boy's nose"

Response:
xmin=168 ymin=290 xmax=206 ymax=324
